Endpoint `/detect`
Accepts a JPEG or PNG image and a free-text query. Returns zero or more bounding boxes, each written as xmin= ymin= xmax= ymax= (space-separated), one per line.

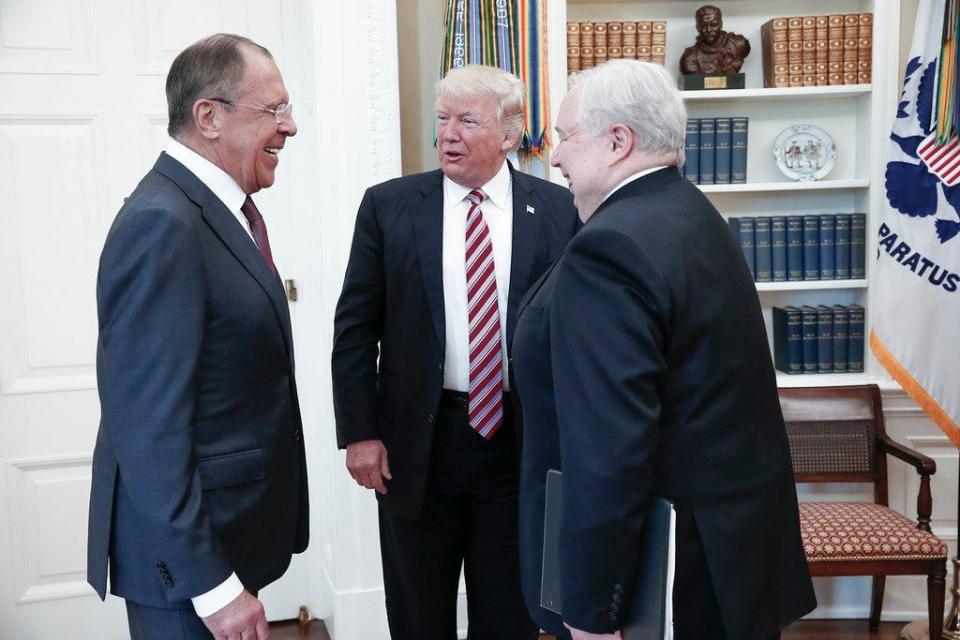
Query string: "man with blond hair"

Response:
xmin=332 ymin=64 xmax=578 ymax=639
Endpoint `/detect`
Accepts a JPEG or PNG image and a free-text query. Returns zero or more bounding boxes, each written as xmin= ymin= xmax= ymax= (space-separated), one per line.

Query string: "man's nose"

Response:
xmin=280 ymin=115 xmax=297 ymax=137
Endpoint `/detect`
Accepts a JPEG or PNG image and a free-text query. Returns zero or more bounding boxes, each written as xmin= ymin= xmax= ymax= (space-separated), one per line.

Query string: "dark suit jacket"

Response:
xmin=332 ymin=164 xmax=579 ymax=520
xmin=87 ymin=152 xmax=309 ymax=609
xmin=511 ymin=167 xmax=816 ymax=638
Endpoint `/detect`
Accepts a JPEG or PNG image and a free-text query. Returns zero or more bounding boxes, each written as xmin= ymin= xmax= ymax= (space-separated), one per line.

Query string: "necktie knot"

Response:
xmin=466 ymin=189 xmax=485 ymax=207
xmin=241 ymin=197 xmax=263 ymax=225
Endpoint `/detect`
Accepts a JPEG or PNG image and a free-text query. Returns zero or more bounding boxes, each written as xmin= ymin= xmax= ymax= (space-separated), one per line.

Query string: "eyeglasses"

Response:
xmin=208 ymin=97 xmax=294 ymax=124
xmin=556 ymin=126 xmax=579 ymax=145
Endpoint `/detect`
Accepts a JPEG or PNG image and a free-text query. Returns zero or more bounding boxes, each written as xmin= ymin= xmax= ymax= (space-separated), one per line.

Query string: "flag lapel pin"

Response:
xmin=526 ymin=204 xmax=535 ymax=215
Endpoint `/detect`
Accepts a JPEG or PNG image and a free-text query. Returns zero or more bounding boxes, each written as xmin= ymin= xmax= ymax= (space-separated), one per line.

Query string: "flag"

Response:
xmin=872 ymin=0 xmax=960 ymax=445
xmin=439 ymin=0 xmax=551 ymax=158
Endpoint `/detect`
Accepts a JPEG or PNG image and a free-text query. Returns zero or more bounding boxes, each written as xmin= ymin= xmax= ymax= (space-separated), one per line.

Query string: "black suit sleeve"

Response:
xmin=548 ymin=225 xmax=671 ymax=633
xmin=97 ymin=207 xmax=232 ymax=602
xmin=332 ymin=188 xmax=386 ymax=448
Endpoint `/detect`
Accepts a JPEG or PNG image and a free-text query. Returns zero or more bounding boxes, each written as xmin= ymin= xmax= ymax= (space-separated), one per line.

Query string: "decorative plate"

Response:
xmin=772 ymin=124 xmax=837 ymax=181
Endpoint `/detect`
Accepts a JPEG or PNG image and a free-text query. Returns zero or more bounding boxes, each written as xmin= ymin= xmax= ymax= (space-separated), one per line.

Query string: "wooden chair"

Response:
xmin=779 ymin=384 xmax=948 ymax=639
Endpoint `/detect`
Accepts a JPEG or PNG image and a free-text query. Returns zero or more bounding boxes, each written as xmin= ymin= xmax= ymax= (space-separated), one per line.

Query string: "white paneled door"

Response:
xmin=0 ymin=1 xmax=311 ymax=637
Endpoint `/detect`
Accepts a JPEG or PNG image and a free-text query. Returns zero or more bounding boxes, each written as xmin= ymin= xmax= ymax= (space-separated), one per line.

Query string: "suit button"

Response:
xmin=437 ymin=363 xmax=443 ymax=372
xmin=164 ymin=577 xmax=174 ymax=588
xmin=428 ymin=414 xmax=434 ymax=423
xmin=294 ymin=428 xmax=301 ymax=442
xmin=156 ymin=561 xmax=166 ymax=569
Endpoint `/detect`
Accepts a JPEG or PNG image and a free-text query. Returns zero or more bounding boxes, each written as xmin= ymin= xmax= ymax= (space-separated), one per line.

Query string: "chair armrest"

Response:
xmin=879 ymin=436 xmax=936 ymax=476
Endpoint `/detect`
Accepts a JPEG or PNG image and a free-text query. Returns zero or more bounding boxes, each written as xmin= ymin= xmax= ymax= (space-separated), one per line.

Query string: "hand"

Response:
xmin=202 ymin=589 xmax=268 ymax=640
xmin=346 ymin=439 xmax=392 ymax=494
xmin=565 ymin=622 xmax=622 ymax=640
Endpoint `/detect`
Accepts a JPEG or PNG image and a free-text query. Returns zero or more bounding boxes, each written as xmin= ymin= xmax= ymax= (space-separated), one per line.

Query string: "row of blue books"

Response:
xmin=681 ymin=117 xmax=748 ymax=185
xmin=773 ymin=304 xmax=865 ymax=374
xmin=728 ymin=214 xmax=866 ymax=282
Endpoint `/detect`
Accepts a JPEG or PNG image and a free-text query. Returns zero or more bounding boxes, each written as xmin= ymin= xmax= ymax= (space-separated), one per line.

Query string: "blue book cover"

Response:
xmin=835 ymin=214 xmax=851 ymax=279
xmin=816 ymin=305 xmax=834 ymax=373
xmin=727 ymin=217 xmax=740 ymax=242
xmin=737 ymin=217 xmax=755 ymax=280
xmin=771 ymin=216 xmax=787 ymax=281
xmin=851 ymin=213 xmax=866 ymax=278
xmin=731 ymin=117 xmax=748 ymax=184
xmin=800 ymin=306 xmax=819 ymax=373
xmin=754 ymin=216 xmax=772 ymax=282
xmin=684 ymin=118 xmax=700 ymax=184
xmin=803 ymin=215 xmax=820 ymax=280
xmin=714 ymin=118 xmax=732 ymax=184
xmin=847 ymin=304 xmax=865 ymax=372
xmin=698 ymin=118 xmax=716 ymax=185
xmin=786 ymin=216 xmax=804 ymax=281
xmin=818 ymin=214 xmax=836 ymax=280
xmin=773 ymin=306 xmax=803 ymax=374
xmin=832 ymin=305 xmax=849 ymax=372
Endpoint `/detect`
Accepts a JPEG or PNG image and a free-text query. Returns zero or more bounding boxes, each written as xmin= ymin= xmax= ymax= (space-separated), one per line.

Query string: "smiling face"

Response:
xmin=215 ymin=47 xmax=297 ymax=194
xmin=550 ymin=86 xmax=610 ymax=222
xmin=435 ymin=91 xmax=512 ymax=189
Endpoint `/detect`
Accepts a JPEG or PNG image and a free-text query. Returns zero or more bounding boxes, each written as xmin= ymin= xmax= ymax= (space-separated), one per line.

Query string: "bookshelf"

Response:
xmin=547 ymin=0 xmax=899 ymax=387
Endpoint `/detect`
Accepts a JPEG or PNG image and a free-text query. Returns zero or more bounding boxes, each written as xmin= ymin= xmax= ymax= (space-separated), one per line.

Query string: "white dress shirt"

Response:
xmin=163 ymin=138 xmax=247 ymax=617
xmin=442 ymin=160 xmax=514 ymax=392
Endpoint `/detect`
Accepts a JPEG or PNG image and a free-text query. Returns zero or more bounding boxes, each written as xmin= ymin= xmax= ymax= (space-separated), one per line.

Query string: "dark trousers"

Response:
xmin=378 ymin=391 xmax=538 ymax=640
xmin=125 ymin=601 xmax=212 ymax=640
xmin=672 ymin=506 xmax=781 ymax=640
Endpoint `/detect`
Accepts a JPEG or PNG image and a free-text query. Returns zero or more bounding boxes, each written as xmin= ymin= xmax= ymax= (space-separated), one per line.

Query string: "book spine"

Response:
xmin=684 ymin=118 xmax=700 ymax=184
xmin=788 ymin=16 xmax=803 ymax=87
xmin=738 ymin=217 xmax=755 ymax=281
xmin=815 ymin=15 xmax=829 ymax=86
xmin=803 ymin=215 xmax=820 ymax=280
xmin=728 ymin=217 xmax=740 ymax=244
xmin=801 ymin=306 xmax=818 ymax=373
xmin=834 ymin=214 xmax=851 ymax=279
xmin=847 ymin=304 xmax=865 ymax=372
xmin=818 ymin=213 xmax=836 ymax=280
xmin=828 ymin=14 xmax=844 ymax=85
xmin=755 ymin=216 xmax=772 ymax=282
xmin=832 ymin=305 xmax=849 ymax=372
xmin=851 ymin=213 xmax=866 ymax=278
xmin=699 ymin=118 xmax=716 ymax=185
xmin=593 ymin=23 xmax=608 ymax=66
xmin=802 ymin=16 xmax=817 ymax=86
xmin=843 ymin=14 xmax=859 ymax=84
xmin=773 ymin=307 xmax=803 ymax=374
xmin=816 ymin=305 xmax=834 ymax=373
xmin=731 ymin=117 xmax=748 ymax=184
xmin=859 ymin=13 xmax=873 ymax=83
xmin=786 ymin=215 xmax=804 ymax=281
xmin=567 ymin=23 xmax=581 ymax=74
xmin=580 ymin=22 xmax=595 ymax=69
xmin=771 ymin=216 xmax=787 ymax=281
xmin=714 ymin=118 xmax=732 ymax=184
xmin=652 ymin=21 xmax=667 ymax=65
xmin=761 ymin=18 xmax=789 ymax=88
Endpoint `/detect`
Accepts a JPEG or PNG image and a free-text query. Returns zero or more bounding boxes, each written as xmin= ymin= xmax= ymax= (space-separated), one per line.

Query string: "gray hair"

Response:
xmin=436 ymin=64 xmax=526 ymax=150
xmin=569 ymin=59 xmax=687 ymax=165
xmin=166 ymin=33 xmax=273 ymax=138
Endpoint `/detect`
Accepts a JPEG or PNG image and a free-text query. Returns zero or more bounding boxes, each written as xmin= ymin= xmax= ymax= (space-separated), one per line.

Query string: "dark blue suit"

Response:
xmin=332 ymin=165 xmax=578 ymax=638
xmin=512 ymin=168 xmax=815 ymax=639
xmin=87 ymin=153 xmax=308 ymax=624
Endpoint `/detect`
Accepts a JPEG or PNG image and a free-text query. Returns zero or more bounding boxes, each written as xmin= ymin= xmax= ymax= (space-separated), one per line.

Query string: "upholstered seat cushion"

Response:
xmin=799 ymin=502 xmax=947 ymax=562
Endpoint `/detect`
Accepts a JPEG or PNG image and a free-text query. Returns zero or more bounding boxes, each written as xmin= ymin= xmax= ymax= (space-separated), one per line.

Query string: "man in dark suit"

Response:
xmin=511 ymin=59 xmax=816 ymax=640
xmin=87 ymin=34 xmax=308 ymax=640
xmin=332 ymin=64 xmax=578 ymax=639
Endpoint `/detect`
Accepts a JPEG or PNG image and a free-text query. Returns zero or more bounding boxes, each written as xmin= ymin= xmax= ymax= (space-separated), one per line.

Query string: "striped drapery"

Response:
xmin=935 ymin=0 xmax=960 ymax=142
xmin=440 ymin=0 xmax=551 ymax=158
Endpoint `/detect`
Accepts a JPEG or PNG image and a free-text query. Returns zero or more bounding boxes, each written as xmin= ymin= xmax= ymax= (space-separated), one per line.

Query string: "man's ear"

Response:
xmin=609 ymin=123 xmax=635 ymax=159
xmin=193 ymin=99 xmax=221 ymax=141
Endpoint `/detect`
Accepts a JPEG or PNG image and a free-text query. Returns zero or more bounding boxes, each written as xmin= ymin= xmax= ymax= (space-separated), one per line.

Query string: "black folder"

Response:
xmin=541 ymin=469 xmax=675 ymax=640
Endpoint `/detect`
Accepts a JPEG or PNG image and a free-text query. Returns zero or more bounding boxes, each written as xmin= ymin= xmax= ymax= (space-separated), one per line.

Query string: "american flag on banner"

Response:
xmin=918 ymin=131 xmax=960 ymax=186
xmin=871 ymin=0 xmax=960 ymax=444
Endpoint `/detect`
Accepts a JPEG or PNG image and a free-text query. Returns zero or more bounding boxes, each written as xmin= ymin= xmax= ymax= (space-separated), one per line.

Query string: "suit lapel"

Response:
xmin=507 ymin=166 xmax=540 ymax=348
xmin=410 ymin=172 xmax=446 ymax=346
xmin=516 ymin=254 xmax=561 ymax=322
xmin=154 ymin=153 xmax=294 ymax=363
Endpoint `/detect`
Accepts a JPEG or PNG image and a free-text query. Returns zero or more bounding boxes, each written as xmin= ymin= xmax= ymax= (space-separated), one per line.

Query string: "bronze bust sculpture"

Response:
xmin=680 ymin=5 xmax=751 ymax=75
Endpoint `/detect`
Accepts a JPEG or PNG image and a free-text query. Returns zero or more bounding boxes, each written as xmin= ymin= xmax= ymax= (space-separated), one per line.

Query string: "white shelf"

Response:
xmin=776 ymin=372 xmax=882 ymax=388
xmin=682 ymin=85 xmax=872 ymax=102
xmin=698 ymin=179 xmax=870 ymax=193
xmin=756 ymin=279 xmax=868 ymax=292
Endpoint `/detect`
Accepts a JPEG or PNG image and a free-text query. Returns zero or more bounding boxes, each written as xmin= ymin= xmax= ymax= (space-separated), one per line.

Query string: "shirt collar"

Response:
xmin=602 ymin=165 xmax=669 ymax=205
xmin=443 ymin=160 xmax=512 ymax=210
xmin=165 ymin=137 xmax=247 ymax=215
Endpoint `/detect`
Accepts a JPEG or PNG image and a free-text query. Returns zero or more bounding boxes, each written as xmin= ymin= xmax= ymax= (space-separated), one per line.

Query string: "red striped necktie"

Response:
xmin=241 ymin=196 xmax=277 ymax=275
xmin=465 ymin=189 xmax=503 ymax=439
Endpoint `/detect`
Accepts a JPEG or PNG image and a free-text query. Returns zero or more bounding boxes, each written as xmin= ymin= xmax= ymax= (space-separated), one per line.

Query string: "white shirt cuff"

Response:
xmin=191 ymin=572 xmax=244 ymax=617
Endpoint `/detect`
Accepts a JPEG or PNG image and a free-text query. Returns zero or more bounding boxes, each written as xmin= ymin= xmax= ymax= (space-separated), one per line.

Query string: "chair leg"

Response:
xmin=930 ymin=561 xmax=947 ymax=640
xmin=869 ymin=575 xmax=885 ymax=629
